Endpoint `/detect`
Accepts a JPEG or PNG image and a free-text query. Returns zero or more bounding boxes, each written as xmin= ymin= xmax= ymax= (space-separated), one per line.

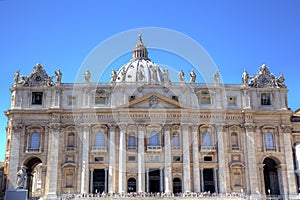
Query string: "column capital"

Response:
xmin=180 ymin=123 xmax=190 ymax=130
xmin=108 ymin=124 xmax=117 ymax=129
xmin=243 ymin=123 xmax=256 ymax=132
xmin=78 ymin=123 xmax=91 ymax=130
xmin=191 ymin=125 xmax=199 ymax=132
xmin=12 ymin=124 xmax=23 ymax=131
xmin=137 ymin=124 xmax=146 ymax=130
xmin=118 ymin=124 xmax=127 ymax=131
xmin=281 ymin=125 xmax=292 ymax=133
xmin=146 ymin=168 xmax=150 ymax=172
xmin=258 ymin=164 xmax=265 ymax=170
xmin=104 ymin=168 xmax=108 ymax=171
xmin=48 ymin=123 xmax=61 ymax=131
xmin=215 ymin=124 xmax=225 ymax=132
xmin=90 ymin=168 xmax=94 ymax=172
xmin=164 ymin=124 xmax=172 ymax=131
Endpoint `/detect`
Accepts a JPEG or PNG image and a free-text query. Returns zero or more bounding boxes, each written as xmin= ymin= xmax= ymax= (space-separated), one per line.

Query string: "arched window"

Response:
xmin=172 ymin=134 xmax=180 ymax=148
xmin=202 ymin=132 xmax=211 ymax=146
xmin=128 ymin=135 xmax=136 ymax=147
xmin=265 ymin=133 xmax=274 ymax=150
xmin=67 ymin=132 xmax=75 ymax=147
xmin=231 ymin=132 xmax=238 ymax=149
xmin=234 ymin=171 xmax=241 ymax=186
xmin=95 ymin=132 xmax=105 ymax=146
xmin=149 ymin=131 xmax=159 ymax=146
xmin=30 ymin=132 xmax=40 ymax=149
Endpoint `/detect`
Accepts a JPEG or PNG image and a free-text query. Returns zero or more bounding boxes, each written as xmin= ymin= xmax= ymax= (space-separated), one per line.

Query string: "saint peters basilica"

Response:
xmin=3 ymin=35 xmax=300 ymax=199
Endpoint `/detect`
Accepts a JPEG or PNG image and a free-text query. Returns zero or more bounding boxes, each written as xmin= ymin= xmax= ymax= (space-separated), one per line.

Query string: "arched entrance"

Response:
xmin=23 ymin=156 xmax=43 ymax=198
xmin=173 ymin=178 xmax=182 ymax=194
xmin=127 ymin=178 xmax=136 ymax=193
xmin=263 ymin=158 xmax=280 ymax=195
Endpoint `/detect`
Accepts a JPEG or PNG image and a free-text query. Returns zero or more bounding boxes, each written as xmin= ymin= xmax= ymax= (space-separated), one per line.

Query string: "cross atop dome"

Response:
xmin=132 ymin=34 xmax=149 ymax=61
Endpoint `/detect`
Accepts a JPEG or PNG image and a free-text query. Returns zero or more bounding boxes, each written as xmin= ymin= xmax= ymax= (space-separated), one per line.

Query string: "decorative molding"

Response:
xmin=281 ymin=125 xmax=292 ymax=133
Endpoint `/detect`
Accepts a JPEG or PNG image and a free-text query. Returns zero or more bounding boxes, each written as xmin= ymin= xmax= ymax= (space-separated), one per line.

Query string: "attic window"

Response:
xmin=32 ymin=92 xmax=43 ymax=105
xmin=172 ymin=96 xmax=178 ymax=102
xmin=129 ymin=96 xmax=135 ymax=102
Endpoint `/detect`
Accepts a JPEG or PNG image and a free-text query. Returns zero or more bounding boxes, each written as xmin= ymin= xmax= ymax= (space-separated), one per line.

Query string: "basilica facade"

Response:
xmin=3 ymin=35 xmax=300 ymax=199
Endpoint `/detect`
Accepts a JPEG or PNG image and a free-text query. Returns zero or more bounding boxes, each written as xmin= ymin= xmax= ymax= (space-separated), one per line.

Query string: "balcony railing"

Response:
xmin=200 ymin=145 xmax=216 ymax=152
xmin=128 ymin=146 xmax=137 ymax=150
xmin=147 ymin=145 xmax=162 ymax=151
xmin=65 ymin=146 xmax=78 ymax=152
xmin=172 ymin=145 xmax=180 ymax=150
xmin=91 ymin=146 xmax=107 ymax=152
xmin=26 ymin=148 xmax=41 ymax=153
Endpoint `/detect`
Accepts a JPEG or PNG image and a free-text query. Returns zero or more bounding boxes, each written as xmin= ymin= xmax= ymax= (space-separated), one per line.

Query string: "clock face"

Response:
xmin=32 ymin=74 xmax=44 ymax=84
xmin=259 ymin=75 xmax=270 ymax=86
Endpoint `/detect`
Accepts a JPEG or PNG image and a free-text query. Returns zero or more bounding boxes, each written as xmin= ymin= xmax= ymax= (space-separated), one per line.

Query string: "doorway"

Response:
xmin=263 ymin=158 xmax=280 ymax=195
xmin=203 ymin=168 xmax=215 ymax=193
xmin=149 ymin=169 xmax=160 ymax=192
xmin=93 ymin=169 xmax=106 ymax=193
xmin=173 ymin=178 xmax=182 ymax=193
xmin=127 ymin=178 xmax=136 ymax=193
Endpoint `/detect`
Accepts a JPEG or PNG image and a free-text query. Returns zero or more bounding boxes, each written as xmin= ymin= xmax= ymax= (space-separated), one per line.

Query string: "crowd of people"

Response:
xmin=63 ymin=191 xmax=248 ymax=200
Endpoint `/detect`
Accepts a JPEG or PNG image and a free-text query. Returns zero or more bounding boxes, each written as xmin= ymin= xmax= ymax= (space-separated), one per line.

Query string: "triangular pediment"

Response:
xmin=118 ymin=92 xmax=188 ymax=109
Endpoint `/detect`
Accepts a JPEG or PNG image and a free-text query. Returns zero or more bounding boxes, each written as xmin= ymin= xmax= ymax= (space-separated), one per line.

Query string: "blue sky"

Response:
xmin=1 ymin=0 xmax=300 ymax=161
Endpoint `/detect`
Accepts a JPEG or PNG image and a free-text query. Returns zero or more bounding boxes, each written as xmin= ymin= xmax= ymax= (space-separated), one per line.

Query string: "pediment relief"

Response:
xmin=119 ymin=92 xmax=189 ymax=109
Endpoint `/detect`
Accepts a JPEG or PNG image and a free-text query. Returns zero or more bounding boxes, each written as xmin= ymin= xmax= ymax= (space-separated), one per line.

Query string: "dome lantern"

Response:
xmin=132 ymin=34 xmax=149 ymax=61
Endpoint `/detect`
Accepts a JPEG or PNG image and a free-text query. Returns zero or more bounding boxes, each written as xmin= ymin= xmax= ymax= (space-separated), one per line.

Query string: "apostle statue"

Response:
xmin=214 ymin=71 xmax=220 ymax=84
xmin=55 ymin=69 xmax=62 ymax=83
xmin=84 ymin=70 xmax=91 ymax=83
xmin=179 ymin=70 xmax=185 ymax=82
xmin=16 ymin=166 xmax=27 ymax=189
xmin=163 ymin=69 xmax=169 ymax=83
xmin=14 ymin=70 xmax=20 ymax=84
xmin=110 ymin=69 xmax=117 ymax=82
xmin=190 ymin=69 xmax=196 ymax=84
xmin=242 ymin=69 xmax=249 ymax=86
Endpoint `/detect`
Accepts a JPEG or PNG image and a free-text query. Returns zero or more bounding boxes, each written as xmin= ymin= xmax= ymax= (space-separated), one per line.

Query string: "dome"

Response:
xmin=113 ymin=34 xmax=170 ymax=84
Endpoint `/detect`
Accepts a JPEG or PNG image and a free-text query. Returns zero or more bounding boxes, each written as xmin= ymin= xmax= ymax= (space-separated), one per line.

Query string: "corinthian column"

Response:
xmin=80 ymin=124 xmax=90 ymax=195
xmin=164 ymin=125 xmax=172 ymax=193
xmin=191 ymin=125 xmax=200 ymax=192
xmin=138 ymin=124 xmax=145 ymax=192
xmin=44 ymin=123 xmax=60 ymax=199
xmin=108 ymin=124 xmax=116 ymax=194
xmin=118 ymin=124 xmax=127 ymax=193
xmin=181 ymin=124 xmax=191 ymax=192
xmin=216 ymin=124 xmax=227 ymax=193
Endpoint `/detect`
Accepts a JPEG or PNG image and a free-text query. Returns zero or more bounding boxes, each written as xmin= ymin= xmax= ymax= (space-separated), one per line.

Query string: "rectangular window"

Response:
xmin=94 ymin=157 xmax=104 ymax=162
xmin=67 ymin=95 xmax=77 ymax=105
xmin=201 ymin=96 xmax=211 ymax=104
xmin=128 ymin=156 xmax=136 ymax=162
xmin=95 ymin=96 xmax=107 ymax=105
xmin=261 ymin=93 xmax=271 ymax=105
xmin=265 ymin=133 xmax=275 ymax=150
xmin=32 ymin=92 xmax=43 ymax=105
xmin=204 ymin=156 xmax=213 ymax=162
xmin=173 ymin=156 xmax=181 ymax=162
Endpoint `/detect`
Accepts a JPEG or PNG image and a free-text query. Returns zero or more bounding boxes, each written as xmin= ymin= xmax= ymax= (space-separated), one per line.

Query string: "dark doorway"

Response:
xmin=149 ymin=169 xmax=160 ymax=192
xmin=173 ymin=178 xmax=182 ymax=193
xmin=203 ymin=168 xmax=215 ymax=193
xmin=263 ymin=158 xmax=280 ymax=195
xmin=127 ymin=178 xmax=136 ymax=192
xmin=93 ymin=169 xmax=106 ymax=193
xmin=23 ymin=157 xmax=42 ymax=198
